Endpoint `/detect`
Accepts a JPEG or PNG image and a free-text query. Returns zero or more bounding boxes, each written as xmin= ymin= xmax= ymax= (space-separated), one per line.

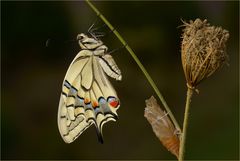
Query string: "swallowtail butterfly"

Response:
xmin=58 ymin=33 xmax=121 ymax=143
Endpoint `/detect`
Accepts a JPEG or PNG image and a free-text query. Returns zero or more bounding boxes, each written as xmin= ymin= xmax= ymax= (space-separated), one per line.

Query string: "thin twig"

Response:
xmin=85 ymin=0 xmax=181 ymax=132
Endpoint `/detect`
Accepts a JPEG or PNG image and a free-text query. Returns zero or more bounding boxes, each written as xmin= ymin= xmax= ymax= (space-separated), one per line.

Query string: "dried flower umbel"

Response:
xmin=178 ymin=18 xmax=230 ymax=161
xmin=144 ymin=96 xmax=179 ymax=158
xmin=181 ymin=19 xmax=229 ymax=89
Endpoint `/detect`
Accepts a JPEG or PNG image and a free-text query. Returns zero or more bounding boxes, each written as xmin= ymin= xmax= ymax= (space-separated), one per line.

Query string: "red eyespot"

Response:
xmin=109 ymin=100 xmax=119 ymax=108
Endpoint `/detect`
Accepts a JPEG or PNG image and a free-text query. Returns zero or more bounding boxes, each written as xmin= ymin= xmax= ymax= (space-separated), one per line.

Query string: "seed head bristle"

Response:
xmin=181 ymin=18 xmax=229 ymax=89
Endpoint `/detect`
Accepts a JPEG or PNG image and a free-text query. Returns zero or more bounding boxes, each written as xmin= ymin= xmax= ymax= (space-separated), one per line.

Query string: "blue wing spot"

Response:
xmin=70 ymin=87 xmax=77 ymax=94
xmin=64 ymin=80 xmax=71 ymax=89
xmin=86 ymin=103 xmax=92 ymax=108
xmin=94 ymin=108 xmax=101 ymax=113
xmin=76 ymin=96 xmax=84 ymax=106
xmin=98 ymin=97 xmax=106 ymax=105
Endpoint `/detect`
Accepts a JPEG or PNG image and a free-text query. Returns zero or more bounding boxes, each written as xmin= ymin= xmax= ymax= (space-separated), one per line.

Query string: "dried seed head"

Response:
xmin=144 ymin=96 xmax=179 ymax=158
xmin=181 ymin=18 xmax=229 ymax=89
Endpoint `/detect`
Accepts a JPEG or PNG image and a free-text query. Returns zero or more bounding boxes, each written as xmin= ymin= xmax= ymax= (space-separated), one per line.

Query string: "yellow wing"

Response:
xmin=58 ymin=50 xmax=120 ymax=143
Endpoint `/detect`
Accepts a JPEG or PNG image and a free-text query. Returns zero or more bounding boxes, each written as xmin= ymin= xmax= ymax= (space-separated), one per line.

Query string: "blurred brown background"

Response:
xmin=1 ymin=1 xmax=239 ymax=160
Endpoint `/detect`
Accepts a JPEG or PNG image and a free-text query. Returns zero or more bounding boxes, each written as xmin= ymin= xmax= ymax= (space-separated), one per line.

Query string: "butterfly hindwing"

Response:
xmin=58 ymin=45 xmax=121 ymax=143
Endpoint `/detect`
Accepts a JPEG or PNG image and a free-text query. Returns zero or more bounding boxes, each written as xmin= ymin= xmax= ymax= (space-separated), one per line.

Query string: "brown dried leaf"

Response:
xmin=144 ymin=96 xmax=179 ymax=158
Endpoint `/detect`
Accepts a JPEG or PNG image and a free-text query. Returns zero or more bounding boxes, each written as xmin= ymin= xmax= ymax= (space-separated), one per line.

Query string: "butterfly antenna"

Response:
xmin=87 ymin=13 xmax=115 ymax=39
xmin=90 ymin=23 xmax=107 ymax=33
xmin=88 ymin=23 xmax=95 ymax=33
xmin=88 ymin=13 xmax=102 ymax=33
xmin=89 ymin=31 xmax=98 ymax=41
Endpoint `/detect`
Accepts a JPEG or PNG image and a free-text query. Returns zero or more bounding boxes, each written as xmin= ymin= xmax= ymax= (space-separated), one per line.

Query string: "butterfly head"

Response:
xmin=77 ymin=33 xmax=103 ymax=50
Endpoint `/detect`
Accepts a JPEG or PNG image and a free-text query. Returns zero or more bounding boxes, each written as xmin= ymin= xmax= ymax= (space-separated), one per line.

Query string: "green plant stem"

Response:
xmin=85 ymin=0 xmax=181 ymax=132
xmin=179 ymin=87 xmax=193 ymax=161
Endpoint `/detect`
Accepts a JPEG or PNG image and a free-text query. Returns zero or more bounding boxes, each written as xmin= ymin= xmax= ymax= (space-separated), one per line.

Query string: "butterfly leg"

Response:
xmin=108 ymin=43 xmax=128 ymax=55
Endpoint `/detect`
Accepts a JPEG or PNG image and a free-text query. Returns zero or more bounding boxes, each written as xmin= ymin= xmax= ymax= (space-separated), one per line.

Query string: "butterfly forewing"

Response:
xmin=58 ymin=33 xmax=121 ymax=143
xmin=81 ymin=56 xmax=93 ymax=90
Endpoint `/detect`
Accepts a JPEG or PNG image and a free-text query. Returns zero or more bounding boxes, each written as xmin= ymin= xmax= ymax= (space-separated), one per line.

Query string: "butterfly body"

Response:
xmin=58 ymin=33 xmax=121 ymax=143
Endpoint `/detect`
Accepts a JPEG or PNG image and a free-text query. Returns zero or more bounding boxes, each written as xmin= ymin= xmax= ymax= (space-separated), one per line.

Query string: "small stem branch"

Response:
xmin=85 ymin=0 xmax=181 ymax=132
xmin=179 ymin=87 xmax=193 ymax=161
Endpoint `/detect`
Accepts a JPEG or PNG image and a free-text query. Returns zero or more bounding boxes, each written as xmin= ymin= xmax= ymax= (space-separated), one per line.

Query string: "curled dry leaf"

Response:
xmin=144 ymin=96 xmax=179 ymax=158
